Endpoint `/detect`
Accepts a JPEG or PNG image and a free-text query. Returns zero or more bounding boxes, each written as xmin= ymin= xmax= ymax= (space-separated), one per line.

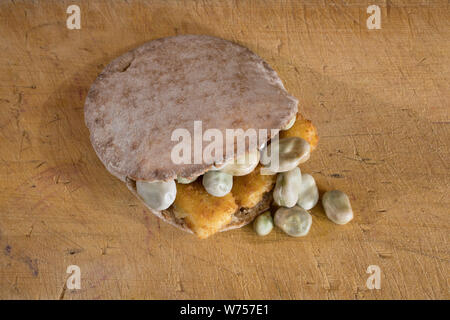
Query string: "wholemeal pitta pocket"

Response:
xmin=85 ymin=35 xmax=317 ymax=238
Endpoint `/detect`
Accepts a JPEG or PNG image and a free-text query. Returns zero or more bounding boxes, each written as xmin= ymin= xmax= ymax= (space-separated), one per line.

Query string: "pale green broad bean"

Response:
xmin=297 ymin=173 xmax=319 ymax=210
xmin=322 ymin=190 xmax=353 ymax=225
xmin=136 ymin=180 xmax=177 ymax=211
xmin=219 ymin=150 xmax=260 ymax=176
xmin=260 ymin=137 xmax=310 ymax=173
xmin=273 ymin=167 xmax=302 ymax=208
xmin=253 ymin=211 xmax=274 ymax=236
xmin=274 ymin=206 xmax=312 ymax=237
xmin=176 ymin=176 xmax=198 ymax=184
xmin=202 ymin=171 xmax=233 ymax=197
xmin=281 ymin=115 xmax=296 ymax=131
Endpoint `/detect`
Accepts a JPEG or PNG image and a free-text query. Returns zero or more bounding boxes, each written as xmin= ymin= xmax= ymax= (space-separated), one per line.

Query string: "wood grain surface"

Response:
xmin=0 ymin=0 xmax=448 ymax=300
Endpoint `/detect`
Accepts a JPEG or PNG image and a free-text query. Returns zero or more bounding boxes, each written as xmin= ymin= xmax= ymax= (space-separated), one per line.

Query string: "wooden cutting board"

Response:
xmin=0 ymin=0 xmax=448 ymax=299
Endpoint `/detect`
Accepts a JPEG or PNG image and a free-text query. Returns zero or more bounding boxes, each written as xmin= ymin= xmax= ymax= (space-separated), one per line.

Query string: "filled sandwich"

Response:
xmin=85 ymin=35 xmax=318 ymax=239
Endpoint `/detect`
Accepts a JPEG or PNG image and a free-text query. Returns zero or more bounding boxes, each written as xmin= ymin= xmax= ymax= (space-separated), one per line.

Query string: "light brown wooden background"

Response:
xmin=0 ymin=0 xmax=448 ymax=300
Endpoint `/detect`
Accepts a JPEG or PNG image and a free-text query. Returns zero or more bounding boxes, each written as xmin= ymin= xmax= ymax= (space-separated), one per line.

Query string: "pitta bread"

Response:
xmin=85 ymin=35 xmax=300 ymax=236
xmin=85 ymin=35 xmax=298 ymax=182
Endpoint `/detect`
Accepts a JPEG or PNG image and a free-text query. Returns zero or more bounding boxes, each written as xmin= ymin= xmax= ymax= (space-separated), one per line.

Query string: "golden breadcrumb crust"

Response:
xmin=232 ymin=165 xmax=277 ymax=208
xmin=174 ymin=181 xmax=238 ymax=239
